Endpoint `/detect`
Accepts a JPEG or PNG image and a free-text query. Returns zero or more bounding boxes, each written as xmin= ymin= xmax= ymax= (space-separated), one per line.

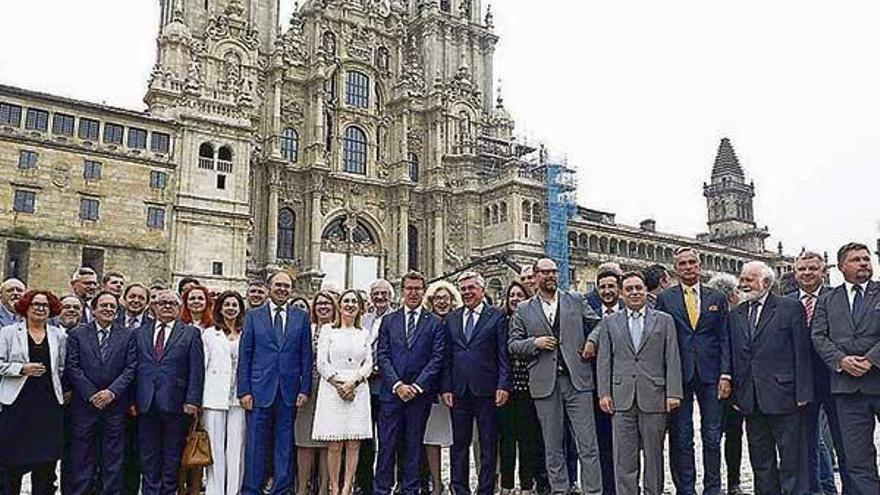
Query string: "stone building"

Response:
xmin=0 ymin=0 xmax=790 ymax=295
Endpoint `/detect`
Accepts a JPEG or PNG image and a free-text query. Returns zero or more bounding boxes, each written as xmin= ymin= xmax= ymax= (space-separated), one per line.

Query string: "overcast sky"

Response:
xmin=2 ymin=1 xmax=878 ymax=267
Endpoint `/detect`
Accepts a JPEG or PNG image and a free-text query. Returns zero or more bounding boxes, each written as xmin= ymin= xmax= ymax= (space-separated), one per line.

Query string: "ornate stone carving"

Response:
xmin=205 ymin=0 xmax=261 ymax=51
xmin=447 ymin=65 xmax=482 ymax=109
xmin=345 ymin=25 xmax=373 ymax=62
xmin=278 ymin=6 xmax=309 ymax=66
xmin=281 ymin=98 xmax=305 ymax=124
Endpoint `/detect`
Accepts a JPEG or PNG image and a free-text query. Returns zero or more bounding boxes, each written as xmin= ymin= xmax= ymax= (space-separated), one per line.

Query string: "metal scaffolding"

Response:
xmin=543 ymin=147 xmax=577 ymax=289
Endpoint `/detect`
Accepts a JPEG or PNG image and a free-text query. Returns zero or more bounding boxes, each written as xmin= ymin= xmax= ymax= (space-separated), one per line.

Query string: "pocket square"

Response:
xmin=708 ymin=305 xmax=719 ymax=312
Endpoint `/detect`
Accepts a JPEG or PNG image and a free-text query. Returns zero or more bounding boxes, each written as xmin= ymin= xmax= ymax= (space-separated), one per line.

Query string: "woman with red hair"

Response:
xmin=0 ymin=289 xmax=66 ymax=495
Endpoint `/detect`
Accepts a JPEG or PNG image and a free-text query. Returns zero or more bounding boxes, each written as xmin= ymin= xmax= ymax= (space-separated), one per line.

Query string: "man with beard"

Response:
xmin=509 ymin=258 xmax=603 ymax=495
xmin=812 ymin=242 xmax=880 ymax=495
xmin=0 ymin=278 xmax=25 ymax=326
xmin=730 ymin=261 xmax=812 ymax=495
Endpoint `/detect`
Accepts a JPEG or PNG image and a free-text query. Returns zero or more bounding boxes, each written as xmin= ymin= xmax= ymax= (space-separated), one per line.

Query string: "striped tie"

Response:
xmin=97 ymin=329 xmax=109 ymax=362
xmin=801 ymin=293 xmax=816 ymax=326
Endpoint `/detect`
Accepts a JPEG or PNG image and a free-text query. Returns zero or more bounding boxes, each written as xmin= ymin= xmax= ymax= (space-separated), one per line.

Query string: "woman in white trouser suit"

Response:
xmin=202 ymin=291 xmax=247 ymax=495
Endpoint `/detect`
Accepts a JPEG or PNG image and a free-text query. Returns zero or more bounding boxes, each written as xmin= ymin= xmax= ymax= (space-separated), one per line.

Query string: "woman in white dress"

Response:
xmin=295 ymin=291 xmax=335 ymax=495
xmin=201 ymin=291 xmax=247 ymax=495
xmin=422 ymin=282 xmax=461 ymax=495
xmin=311 ymin=289 xmax=373 ymax=495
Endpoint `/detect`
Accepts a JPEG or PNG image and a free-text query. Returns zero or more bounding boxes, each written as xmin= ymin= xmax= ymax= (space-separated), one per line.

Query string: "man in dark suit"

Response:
xmin=135 ymin=289 xmax=205 ymax=495
xmin=238 ymin=270 xmax=312 ymax=495
xmin=812 ymin=242 xmax=880 ymax=495
xmin=788 ymin=252 xmax=852 ymax=495
xmin=731 ymin=261 xmax=813 ymax=494
xmin=64 ymin=291 xmax=138 ymax=495
xmin=442 ymin=271 xmax=512 ymax=495
xmin=655 ymin=247 xmax=731 ymax=495
xmin=374 ymin=271 xmax=446 ymax=495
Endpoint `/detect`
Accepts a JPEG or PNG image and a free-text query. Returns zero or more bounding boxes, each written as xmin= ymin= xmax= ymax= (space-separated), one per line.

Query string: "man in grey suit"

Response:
xmin=509 ymin=258 xmax=603 ymax=495
xmin=595 ymin=271 xmax=682 ymax=495
xmin=812 ymin=242 xmax=880 ymax=495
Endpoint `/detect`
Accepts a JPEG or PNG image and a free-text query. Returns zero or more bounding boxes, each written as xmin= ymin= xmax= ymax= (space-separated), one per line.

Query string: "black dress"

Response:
xmin=0 ymin=333 xmax=63 ymax=465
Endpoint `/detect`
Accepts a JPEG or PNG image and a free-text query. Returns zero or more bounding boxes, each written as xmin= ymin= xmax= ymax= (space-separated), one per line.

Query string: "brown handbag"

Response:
xmin=180 ymin=414 xmax=213 ymax=468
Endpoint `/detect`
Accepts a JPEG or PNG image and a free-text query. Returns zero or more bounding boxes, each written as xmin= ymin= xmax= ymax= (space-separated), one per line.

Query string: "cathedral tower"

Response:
xmin=703 ymin=137 xmax=769 ymax=253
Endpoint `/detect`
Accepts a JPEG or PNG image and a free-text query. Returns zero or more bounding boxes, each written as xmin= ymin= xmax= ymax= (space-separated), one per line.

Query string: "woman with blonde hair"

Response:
xmin=312 ymin=289 xmax=373 ymax=495
xmin=294 ymin=291 xmax=336 ymax=495
xmin=421 ymin=281 xmax=462 ymax=495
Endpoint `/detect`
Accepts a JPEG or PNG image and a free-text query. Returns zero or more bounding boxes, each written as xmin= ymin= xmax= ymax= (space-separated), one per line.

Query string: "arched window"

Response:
xmin=325 ymin=110 xmax=333 ymax=151
xmin=198 ymin=142 xmax=214 ymax=169
xmin=589 ymin=235 xmax=599 ymax=252
xmin=408 ymin=225 xmax=419 ymax=270
xmin=499 ymin=202 xmax=508 ymax=222
xmin=610 ymin=239 xmax=619 ymax=255
xmin=483 ymin=207 xmax=491 ymax=226
xmin=599 ymin=237 xmax=609 ymax=254
xmin=277 ymin=207 xmax=295 ymax=260
xmin=217 ymin=145 xmax=233 ymax=173
xmin=280 ymin=128 xmax=298 ymax=162
xmin=375 ymin=47 xmax=389 ymax=71
xmin=407 ymin=152 xmax=419 ymax=182
xmin=521 ymin=200 xmax=532 ymax=223
xmin=440 ymin=0 xmax=451 ymax=12
xmin=343 ymin=126 xmax=367 ymax=174
xmin=531 ymin=202 xmax=542 ymax=224
xmin=569 ymin=232 xmax=578 ymax=248
xmin=491 ymin=205 xmax=499 ymax=225
xmin=345 ymin=71 xmax=370 ymax=108
xmin=457 ymin=111 xmax=471 ymax=143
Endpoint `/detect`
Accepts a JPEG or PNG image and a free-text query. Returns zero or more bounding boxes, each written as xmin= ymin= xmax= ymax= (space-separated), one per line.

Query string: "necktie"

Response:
xmin=604 ymin=307 xmax=614 ymax=317
xmin=127 ymin=315 xmax=138 ymax=329
xmin=274 ymin=307 xmax=284 ymax=337
xmin=684 ymin=287 xmax=699 ymax=329
xmin=154 ymin=323 xmax=166 ymax=359
xmin=748 ymin=301 xmax=761 ymax=339
xmin=801 ymin=293 xmax=816 ymax=326
xmin=852 ymin=285 xmax=865 ymax=322
xmin=97 ymin=329 xmax=109 ymax=362
xmin=464 ymin=310 xmax=475 ymax=342
xmin=406 ymin=311 xmax=417 ymax=348
xmin=629 ymin=312 xmax=643 ymax=349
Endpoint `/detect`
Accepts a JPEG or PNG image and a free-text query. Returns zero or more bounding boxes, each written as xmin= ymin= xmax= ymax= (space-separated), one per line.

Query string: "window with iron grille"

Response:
xmin=345 ymin=71 xmax=370 ymax=108
xmin=0 ymin=103 xmax=22 ymax=127
xmin=80 ymin=198 xmax=100 ymax=221
xmin=127 ymin=128 xmax=147 ymax=149
xmin=104 ymin=123 xmax=124 ymax=144
xmin=343 ymin=126 xmax=367 ymax=175
xmin=150 ymin=132 xmax=170 ymax=153
xmin=25 ymin=108 xmax=49 ymax=131
xmin=18 ymin=150 xmax=38 ymax=170
xmin=52 ymin=113 xmax=75 ymax=136
xmin=78 ymin=118 xmax=100 ymax=141
xmin=83 ymin=160 xmax=102 ymax=180
xmin=13 ymin=190 xmax=35 ymax=213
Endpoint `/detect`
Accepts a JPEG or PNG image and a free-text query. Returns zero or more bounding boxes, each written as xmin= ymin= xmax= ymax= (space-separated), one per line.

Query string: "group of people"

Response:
xmin=0 ymin=240 xmax=877 ymax=495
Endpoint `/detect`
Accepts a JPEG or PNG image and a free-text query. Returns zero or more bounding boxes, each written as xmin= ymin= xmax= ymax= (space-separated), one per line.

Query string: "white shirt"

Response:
xmin=602 ymin=304 xmax=620 ymax=317
xmin=682 ymin=282 xmax=702 ymax=318
xmin=799 ymin=287 xmax=822 ymax=301
xmin=269 ymin=301 xmax=287 ymax=329
xmin=626 ymin=306 xmax=645 ymax=319
xmin=463 ymin=302 xmax=484 ymax=333
xmin=153 ymin=320 xmax=173 ymax=347
xmin=844 ymin=281 xmax=869 ymax=311
xmin=748 ymin=292 xmax=770 ymax=323
xmin=539 ymin=291 xmax=559 ymax=326
xmin=124 ymin=311 xmax=145 ymax=329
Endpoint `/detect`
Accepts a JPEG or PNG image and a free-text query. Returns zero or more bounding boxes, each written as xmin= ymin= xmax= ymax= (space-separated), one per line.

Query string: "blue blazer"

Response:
xmin=237 ymin=304 xmax=312 ymax=408
xmin=376 ymin=308 xmax=446 ymax=402
xmin=135 ymin=320 xmax=205 ymax=414
xmin=656 ymin=284 xmax=731 ymax=385
xmin=442 ymin=304 xmax=512 ymax=397
xmin=65 ymin=321 xmax=138 ymax=414
xmin=785 ymin=287 xmax=832 ymax=397
xmin=730 ymin=293 xmax=813 ymax=415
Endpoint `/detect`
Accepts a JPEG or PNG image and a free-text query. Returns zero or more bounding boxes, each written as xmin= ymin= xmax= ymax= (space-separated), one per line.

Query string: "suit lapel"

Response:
xmin=635 ymin=310 xmax=657 ymax=354
xmin=754 ymin=294 xmax=776 ymax=338
xmin=85 ymin=322 xmax=102 ymax=362
xmin=831 ymin=286 xmax=856 ymax=332
xmin=161 ymin=321 xmax=186 ymax=361
xmin=530 ymin=297 xmax=553 ymax=335
xmin=670 ymin=286 xmax=693 ymax=330
xmin=468 ymin=306 xmax=492 ymax=343
xmin=261 ymin=305 xmax=280 ymax=347
xmin=734 ymin=304 xmax=751 ymax=341
xmin=614 ymin=312 xmax=636 ymax=355
xmin=696 ymin=287 xmax=711 ymax=329
xmin=855 ymin=281 xmax=880 ymax=329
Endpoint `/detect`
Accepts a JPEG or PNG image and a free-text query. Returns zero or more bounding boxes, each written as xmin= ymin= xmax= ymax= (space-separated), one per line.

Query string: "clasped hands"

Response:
xmin=841 ymin=355 xmax=873 ymax=377
xmin=331 ymin=378 xmax=358 ymax=402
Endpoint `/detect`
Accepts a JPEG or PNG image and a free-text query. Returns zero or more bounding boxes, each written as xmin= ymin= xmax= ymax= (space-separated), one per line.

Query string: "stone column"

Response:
xmin=310 ymin=187 xmax=322 ymax=270
xmin=266 ymin=168 xmax=280 ymax=264
xmin=433 ymin=203 xmax=444 ymax=276
xmin=397 ymin=194 xmax=409 ymax=277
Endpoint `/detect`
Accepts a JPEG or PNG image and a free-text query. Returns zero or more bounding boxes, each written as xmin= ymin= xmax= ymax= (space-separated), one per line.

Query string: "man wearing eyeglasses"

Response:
xmin=509 ymin=258 xmax=603 ymax=495
xmin=134 ymin=289 xmax=205 ymax=495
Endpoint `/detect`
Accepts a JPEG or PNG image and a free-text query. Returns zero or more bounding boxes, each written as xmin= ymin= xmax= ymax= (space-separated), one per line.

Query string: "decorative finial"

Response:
xmin=485 ymin=3 xmax=494 ymax=27
xmin=495 ymin=78 xmax=503 ymax=107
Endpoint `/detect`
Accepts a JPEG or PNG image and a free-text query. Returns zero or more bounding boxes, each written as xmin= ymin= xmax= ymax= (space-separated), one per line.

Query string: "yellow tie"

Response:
xmin=684 ymin=287 xmax=699 ymax=329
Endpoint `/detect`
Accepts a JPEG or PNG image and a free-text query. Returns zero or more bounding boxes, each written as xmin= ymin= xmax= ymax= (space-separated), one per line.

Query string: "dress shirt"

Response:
xmin=844 ymin=281 xmax=870 ymax=310
xmin=626 ymin=306 xmax=645 ymax=347
xmin=124 ymin=311 xmax=145 ymax=329
xmin=602 ymin=303 xmax=620 ymax=317
xmin=462 ymin=302 xmax=484 ymax=334
xmin=799 ymin=287 xmax=822 ymax=300
xmin=393 ymin=306 xmax=425 ymax=395
xmin=748 ymin=291 xmax=770 ymax=324
xmin=268 ymin=301 xmax=287 ymax=329
xmin=539 ymin=291 xmax=559 ymax=326
xmin=153 ymin=320 xmax=173 ymax=348
xmin=96 ymin=322 xmax=112 ymax=336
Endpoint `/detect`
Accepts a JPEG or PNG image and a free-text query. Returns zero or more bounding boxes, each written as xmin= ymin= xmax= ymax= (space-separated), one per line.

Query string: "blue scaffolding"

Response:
xmin=543 ymin=148 xmax=577 ymax=289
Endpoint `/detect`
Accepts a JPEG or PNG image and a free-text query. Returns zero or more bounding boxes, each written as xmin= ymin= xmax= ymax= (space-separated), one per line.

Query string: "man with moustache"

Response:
xmin=356 ymin=279 xmax=395 ymax=495
xmin=656 ymin=247 xmax=731 ymax=495
xmin=509 ymin=258 xmax=603 ymax=495
xmin=245 ymin=279 xmax=268 ymax=309
xmin=238 ymin=270 xmax=312 ymax=495
xmin=64 ymin=291 xmax=138 ymax=495
xmin=730 ymin=262 xmax=812 ymax=495
xmin=812 ymin=242 xmax=880 ymax=495
xmin=0 ymin=278 xmax=25 ymax=326
xmin=788 ymin=252 xmax=852 ymax=495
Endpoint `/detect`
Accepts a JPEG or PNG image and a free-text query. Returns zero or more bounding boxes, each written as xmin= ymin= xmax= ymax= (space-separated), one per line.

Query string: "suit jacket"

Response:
xmin=237 ymin=304 xmax=312 ymax=408
xmin=0 ymin=321 xmax=67 ymax=406
xmin=64 ymin=320 xmax=137 ymax=414
xmin=135 ymin=320 xmax=205 ymax=414
xmin=115 ymin=311 xmax=154 ymax=331
xmin=508 ymin=291 xmax=601 ymax=399
xmin=812 ymin=281 xmax=880 ymax=395
xmin=202 ymin=326 xmax=234 ymax=410
xmin=375 ymin=308 xmax=446 ymax=402
xmin=442 ymin=304 xmax=512 ymax=397
xmin=655 ymin=284 xmax=731 ymax=385
xmin=596 ymin=308 xmax=683 ymax=413
xmin=785 ymin=287 xmax=832 ymax=397
xmin=730 ymin=293 xmax=813 ymax=415
xmin=0 ymin=306 xmax=19 ymax=328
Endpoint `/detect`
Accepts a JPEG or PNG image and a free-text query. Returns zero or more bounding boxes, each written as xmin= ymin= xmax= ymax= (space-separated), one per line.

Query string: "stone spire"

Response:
xmin=711 ymin=137 xmax=744 ymax=180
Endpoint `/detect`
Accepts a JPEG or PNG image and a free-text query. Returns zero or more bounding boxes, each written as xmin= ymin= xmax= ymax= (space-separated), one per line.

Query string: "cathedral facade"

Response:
xmin=0 ymin=0 xmax=791 ymax=296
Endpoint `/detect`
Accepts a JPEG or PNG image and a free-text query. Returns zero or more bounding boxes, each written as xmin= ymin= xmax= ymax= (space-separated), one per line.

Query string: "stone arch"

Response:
xmin=589 ymin=235 xmax=599 ymax=252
